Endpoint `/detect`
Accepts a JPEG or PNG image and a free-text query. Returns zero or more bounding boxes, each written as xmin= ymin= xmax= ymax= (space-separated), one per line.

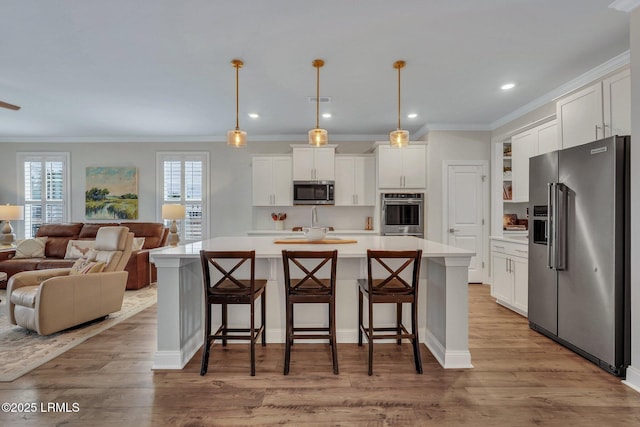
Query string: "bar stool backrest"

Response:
xmin=365 ymin=249 xmax=423 ymax=295
xmin=200 ymin=250 xmax=257 ymax=295
xmin=282 ymin=250 xmax=338 ymax=296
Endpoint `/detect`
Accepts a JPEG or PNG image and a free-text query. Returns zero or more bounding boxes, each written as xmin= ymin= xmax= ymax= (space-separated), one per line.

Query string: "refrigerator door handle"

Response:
xmin=555 ymin=183 xmax=568 ymax=271
xmin=547 ymin=182 xmax=555 ymax=269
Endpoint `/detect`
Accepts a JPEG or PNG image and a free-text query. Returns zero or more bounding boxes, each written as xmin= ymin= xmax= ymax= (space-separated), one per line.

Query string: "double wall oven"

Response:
xmin=381 ymin=193 xmax=424 ymax=237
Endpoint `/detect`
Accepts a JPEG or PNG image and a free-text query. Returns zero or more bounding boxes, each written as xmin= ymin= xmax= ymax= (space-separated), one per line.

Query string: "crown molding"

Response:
xmin=609 ymin=0 xmax=640 ymax=12
xmin=491 ymin=50 xmax=630 ymax=130
xmin=425 ymin=123 xmax=493 ymax=132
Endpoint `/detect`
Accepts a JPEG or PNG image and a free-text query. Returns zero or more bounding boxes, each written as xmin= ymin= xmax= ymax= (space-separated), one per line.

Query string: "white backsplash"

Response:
xmin=253 ymin=205 xmax=375 ymax=231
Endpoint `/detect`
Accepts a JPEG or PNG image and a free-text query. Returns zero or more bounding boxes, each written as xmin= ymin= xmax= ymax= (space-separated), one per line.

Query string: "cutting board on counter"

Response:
xmin=274 ymin=238 xmax=357 ymax=244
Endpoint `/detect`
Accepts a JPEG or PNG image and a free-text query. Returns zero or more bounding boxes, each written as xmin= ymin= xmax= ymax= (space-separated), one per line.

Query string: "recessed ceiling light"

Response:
xmin=248 ymin=113 xmax=259 ymax=119
xmin=407 ymin=113 xmax=418 ymax=119
xmin=501 ymin=83 xmax=516 ymax=91
xmin=322 ymin=113 xmax=332 ymax=118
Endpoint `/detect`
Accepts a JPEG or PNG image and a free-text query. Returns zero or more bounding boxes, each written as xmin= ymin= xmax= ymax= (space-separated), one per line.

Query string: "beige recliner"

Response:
xmin=7 ymin=226 xmax=134 ymax=335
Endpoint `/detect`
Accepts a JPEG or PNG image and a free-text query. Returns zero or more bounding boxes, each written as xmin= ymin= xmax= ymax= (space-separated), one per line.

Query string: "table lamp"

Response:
xmin=0 ymin=204 xmax=25 ymax=245
xmin=162 ymin=204 xmax=186 ymax=247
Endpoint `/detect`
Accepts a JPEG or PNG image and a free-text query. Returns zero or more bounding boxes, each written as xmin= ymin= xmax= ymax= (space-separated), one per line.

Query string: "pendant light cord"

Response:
xmin=235 ymin=62 xmax=240 ymax=131
xmin=315 ymin=62 xmax=320 ymax=129
xmin=397 ymin=64 xmax=401 ymax=130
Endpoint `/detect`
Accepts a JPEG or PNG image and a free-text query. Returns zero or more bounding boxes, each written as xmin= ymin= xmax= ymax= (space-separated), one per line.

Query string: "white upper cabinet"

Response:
xmin=510 ymin=129 xmax=536 ymax=203
xmin=377 ymin=144 xmax=426 ymax=189
xmin=536 ymin=120 xmax=558 ymax=155
xmin=603 ymin=68 xmax=630 ymax=137
xmin=252 ymin=156 xmax=292 ymax=206
xmin=557 ymin=69 xmax=630 ymax=149
xmin=292 ymin=147 xmax=335 ymax=181
xmin=334 ymin=156 xmax=375 ymax=206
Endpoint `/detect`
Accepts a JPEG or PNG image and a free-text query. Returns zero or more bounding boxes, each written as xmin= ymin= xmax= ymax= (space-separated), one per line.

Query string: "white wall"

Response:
xmin=425 ymin=130 xmax=492 ymax=242
xmin=0 ymin=140 xmax=376 ymax=238
xmin=625 ymin=5 xmax=640 ymax=392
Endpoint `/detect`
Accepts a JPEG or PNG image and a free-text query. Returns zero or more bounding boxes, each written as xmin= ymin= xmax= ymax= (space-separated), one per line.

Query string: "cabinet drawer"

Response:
xmin=491 ymin=241 xmax=528 ymax=258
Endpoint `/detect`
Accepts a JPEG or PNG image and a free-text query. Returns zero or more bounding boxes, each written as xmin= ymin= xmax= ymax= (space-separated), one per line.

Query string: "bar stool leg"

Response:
xmin=396 ymin=302 xmax=403 ymax=345
xmin=330 ymin=297 xmax=339 ymax=374
xmin=411 ymin=300 xmax=423 ymax=374
xmin=358 ymin=289 xmax=363 ymax=346
xmin=284 ymin=297 xmax=292 ymax=375
xmin=250 ymin=300 xmax=256 ymax=376
xmin=261 ymin=291 xmax=267 ymax=346
xmin=222 ymin=303 xmax=228 ymax=347
xmin=368 ymin=298 xmax=374 ymax=376
xmin=200 ymin=302 xmax=212 ymax=376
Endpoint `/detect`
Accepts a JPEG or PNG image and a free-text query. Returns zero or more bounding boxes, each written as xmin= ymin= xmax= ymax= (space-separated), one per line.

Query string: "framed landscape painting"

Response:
xmin=85 ymin=167 xmax=139 ymax=219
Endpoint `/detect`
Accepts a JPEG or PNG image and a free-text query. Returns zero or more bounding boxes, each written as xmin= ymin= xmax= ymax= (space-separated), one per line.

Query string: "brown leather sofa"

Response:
xmin=0 ymin=222 xmax=168 ymax=290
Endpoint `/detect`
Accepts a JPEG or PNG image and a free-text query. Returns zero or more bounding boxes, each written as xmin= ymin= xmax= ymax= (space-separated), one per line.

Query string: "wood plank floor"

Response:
xmin=1 ymin=284 xmax=639 ymax=426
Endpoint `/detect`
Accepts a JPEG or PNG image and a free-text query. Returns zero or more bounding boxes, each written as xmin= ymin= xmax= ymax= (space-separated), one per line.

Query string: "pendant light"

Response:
xmin=227 ymin=59 xmax=247 ymax=148
xmin=390 ymin=60 xmax=409 ymax=148
xmin=308 ymin=59 xmax=328 ymax=146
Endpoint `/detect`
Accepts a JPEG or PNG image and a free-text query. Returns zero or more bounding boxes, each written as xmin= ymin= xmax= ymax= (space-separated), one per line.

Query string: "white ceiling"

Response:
xmin=0 ymin=0 xmax=631 ymax=142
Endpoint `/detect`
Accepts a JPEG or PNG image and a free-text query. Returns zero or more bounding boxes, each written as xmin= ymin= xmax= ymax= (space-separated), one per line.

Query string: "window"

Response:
xmin=17 ymin=153 xmax=70 ymax=238
xmin=157 ymin=152 xmax=209 ymax=242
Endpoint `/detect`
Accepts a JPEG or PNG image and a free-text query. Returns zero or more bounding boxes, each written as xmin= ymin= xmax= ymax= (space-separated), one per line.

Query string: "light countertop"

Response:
xmin=150 ymin=235 xmax=475 ymax=260
xmin=246 ymin=229 xmax=379 ymax=236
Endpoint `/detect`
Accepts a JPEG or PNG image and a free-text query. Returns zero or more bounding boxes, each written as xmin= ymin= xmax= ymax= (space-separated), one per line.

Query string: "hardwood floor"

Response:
xmin=1 ymin=284 xmax=639 ymax=426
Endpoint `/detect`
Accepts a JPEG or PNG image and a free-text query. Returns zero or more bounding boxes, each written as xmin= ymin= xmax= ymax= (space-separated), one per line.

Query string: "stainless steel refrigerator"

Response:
xmin=528 ymin=135 xmax=630 ymax=376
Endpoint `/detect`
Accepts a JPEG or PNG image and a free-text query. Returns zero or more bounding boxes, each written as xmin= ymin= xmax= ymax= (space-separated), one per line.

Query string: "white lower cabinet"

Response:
xmin=490 ymin=239 xmax=528 ymax=316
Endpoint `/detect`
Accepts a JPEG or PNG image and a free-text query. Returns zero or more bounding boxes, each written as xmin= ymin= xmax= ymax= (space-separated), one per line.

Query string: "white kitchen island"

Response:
xmin=149 ymin=235 xmax=475 ymax=370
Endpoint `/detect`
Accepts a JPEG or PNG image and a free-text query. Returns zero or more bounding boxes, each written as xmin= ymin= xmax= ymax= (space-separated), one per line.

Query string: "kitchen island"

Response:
xmin=150 ymin=235 xmax=475 ymax=370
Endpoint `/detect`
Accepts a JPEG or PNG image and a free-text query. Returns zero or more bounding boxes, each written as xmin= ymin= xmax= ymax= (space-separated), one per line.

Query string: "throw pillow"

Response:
xmin=132 ymin=237 xmax=145 ymax=251
xmin=13 ymin=237 xmax=47 ymax=259
xmin=69 ymin=258 xmax=106 ymax=275
xmin=64 ymin=240 xmax=96 ymax=259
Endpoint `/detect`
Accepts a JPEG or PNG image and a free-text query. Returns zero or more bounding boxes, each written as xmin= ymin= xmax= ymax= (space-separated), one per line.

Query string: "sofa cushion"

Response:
xmin=69 ymin=259 xmax=105 ymax=275
xmin=132 ymin=237 xmax=145 ymax=251
xmin=36 ymin=223 xmax=83 ymax=258
xmin=36 ymin=259 xmax=75 ymax=270
xmin=13 ymin=237 xmax=47 ymax=259
xmin=78 ymin=223 xmax=119 ymax=239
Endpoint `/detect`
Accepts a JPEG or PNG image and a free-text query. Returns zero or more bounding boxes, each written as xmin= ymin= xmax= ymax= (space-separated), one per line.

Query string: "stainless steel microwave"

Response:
xmin=293 ymin=181 xmax=334 ymax=205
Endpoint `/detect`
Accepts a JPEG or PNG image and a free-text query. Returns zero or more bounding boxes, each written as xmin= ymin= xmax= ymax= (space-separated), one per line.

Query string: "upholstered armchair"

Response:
xmin=6 ymin=226 xmax=134 ymax=335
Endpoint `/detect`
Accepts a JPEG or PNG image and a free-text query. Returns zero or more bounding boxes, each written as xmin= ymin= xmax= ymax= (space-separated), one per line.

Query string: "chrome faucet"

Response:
xmin=311 ymin=206 xmax=318 ymax=227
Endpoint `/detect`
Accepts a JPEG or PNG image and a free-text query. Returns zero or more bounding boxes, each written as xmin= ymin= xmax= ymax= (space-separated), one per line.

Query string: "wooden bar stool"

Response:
xmin=199 ymin=250 xmax=266 ymax=376
xmin=281 ymin=249 xmax=339 ymax=374
xmin=358 ymin=249 xmax=423 ymax=376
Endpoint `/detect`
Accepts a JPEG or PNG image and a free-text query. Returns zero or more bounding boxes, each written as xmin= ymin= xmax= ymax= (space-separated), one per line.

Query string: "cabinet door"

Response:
xmin=378 ymin=146 xmax=404 ymax=188
xmin=512 ymin=256 xmax=528 ymax=314
xmin=334 ymin=157 xmax=356 ymax=206
xmin=491 ymin=252 xmax=512 ymax=304
xmin=603 ymin=69 xmax=630 ymax=137
xmin=537 ymin=121 xmax=558 ymax=155
xmin=292 ymin=148 xmax=315 ymax=180
xmin=252 ymin=157 xmax=274 ymax=206
xmin=402 ymin=145 xmax=427 ymax=188
xmin=511 ymin=130 xmax=536 ymax=203
xmin=355 ymin=157 xmax=375 ymax=205
xmin=272 ymin=157 xmax=292 ymax=206
xmin=313 ymin=148 xmax=335 ymax=181
xmin=557 ymin=82 xmax=603 ymax=149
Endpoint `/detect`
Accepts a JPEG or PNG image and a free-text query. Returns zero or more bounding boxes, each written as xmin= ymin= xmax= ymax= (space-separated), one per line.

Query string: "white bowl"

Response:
xmin=302 ymin=227 xmax=328 ymax=241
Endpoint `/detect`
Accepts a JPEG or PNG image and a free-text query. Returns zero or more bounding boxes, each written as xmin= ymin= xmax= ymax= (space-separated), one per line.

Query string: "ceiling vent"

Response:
xmin=308 ymin=96 xmax=331 ymax=103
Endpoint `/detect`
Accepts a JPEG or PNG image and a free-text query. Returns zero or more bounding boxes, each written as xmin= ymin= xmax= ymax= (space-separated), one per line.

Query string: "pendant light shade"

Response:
xmin=309 ymin=59 xmax=328 ymax=146
xmin=390 ymin=60 xmax=409 ymax=148
xmin=227 ymin=59 xmax=247 ymax=148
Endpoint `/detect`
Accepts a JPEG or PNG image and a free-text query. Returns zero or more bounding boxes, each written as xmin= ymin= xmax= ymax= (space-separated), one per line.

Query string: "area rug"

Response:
xmin=0 ymin=284 xmax=157 ymax=382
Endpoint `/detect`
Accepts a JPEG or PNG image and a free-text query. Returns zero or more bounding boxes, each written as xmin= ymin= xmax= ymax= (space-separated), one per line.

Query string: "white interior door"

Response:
xmin=444 ymin=162 xmax=487 ymax=283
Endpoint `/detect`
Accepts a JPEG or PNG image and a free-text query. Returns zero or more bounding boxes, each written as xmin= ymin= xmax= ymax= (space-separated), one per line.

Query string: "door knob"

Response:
xmin=449 ymin=228 xmax=460 ymax=233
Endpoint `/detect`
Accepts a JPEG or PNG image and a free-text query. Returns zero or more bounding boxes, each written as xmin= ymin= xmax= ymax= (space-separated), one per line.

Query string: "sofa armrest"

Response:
xmin=36 ymin=271 xmax=128 ymax=335
xmin=7 ymin=268 xmax=72 ymax=291
xmin=0 ymin=249 xmax=16 ymax=262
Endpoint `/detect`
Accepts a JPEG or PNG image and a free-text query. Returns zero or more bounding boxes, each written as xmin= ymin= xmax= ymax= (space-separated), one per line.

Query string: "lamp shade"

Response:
xmin=162 ymin=204 xmax=186 ymax=220
xmin=308 ymin=128 xmax=328 ymax=147
xmin=0 ymin=204 xmax=24 ymax=220
xmin=390 ymin=129 xmax=410 ymax=148
xmin=227 ymin=129 xmax=247 ymax=148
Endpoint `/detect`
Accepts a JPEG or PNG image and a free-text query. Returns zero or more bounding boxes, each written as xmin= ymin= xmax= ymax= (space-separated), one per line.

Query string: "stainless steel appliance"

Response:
xmin=293 ymin=181 xmax=334 ymax=205
xmin=381 ymin=193 xmax=424 ymax=237
xmin=528 ymin=136 xmax=630 ymax=376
